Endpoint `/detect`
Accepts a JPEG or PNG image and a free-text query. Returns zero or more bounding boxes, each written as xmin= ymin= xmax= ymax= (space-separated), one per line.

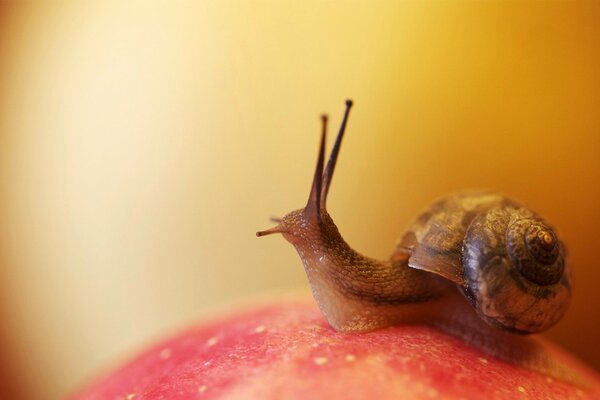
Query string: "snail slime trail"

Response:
xmin=257 ymin=100 xmax=571 ymax=338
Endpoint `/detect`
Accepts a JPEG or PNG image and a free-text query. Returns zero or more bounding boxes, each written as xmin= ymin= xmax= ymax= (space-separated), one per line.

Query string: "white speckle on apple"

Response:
xmin=314 ymin=357 xmax=328 ymax=366
xmin=478 ymin=357 xmax=488 ymax=365
xmin=254 ymin=325 xmax=266 ymax=333
xmin=345 ymin=354 xmax=356 ymax=362
xmin=207 ymin=337 xmax=218 ymax=346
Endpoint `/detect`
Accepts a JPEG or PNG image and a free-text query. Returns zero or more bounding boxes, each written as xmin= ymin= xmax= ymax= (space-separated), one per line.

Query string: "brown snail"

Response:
xmin=257 ymin=100 xmax=571 ymax=335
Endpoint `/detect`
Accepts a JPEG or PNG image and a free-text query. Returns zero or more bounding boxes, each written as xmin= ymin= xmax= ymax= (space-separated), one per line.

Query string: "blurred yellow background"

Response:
xmin=0 ymin=1 xmax=598 ymax=399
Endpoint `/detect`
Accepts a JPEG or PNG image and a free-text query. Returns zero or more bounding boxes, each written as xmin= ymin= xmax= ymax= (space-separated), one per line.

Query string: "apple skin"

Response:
xmin=71 ymin=297 xmax=600 ymax=400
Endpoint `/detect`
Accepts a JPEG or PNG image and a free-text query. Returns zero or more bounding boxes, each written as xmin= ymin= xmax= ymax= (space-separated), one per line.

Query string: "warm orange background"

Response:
xmin=0 ymin=2 xmax=598 ymax=399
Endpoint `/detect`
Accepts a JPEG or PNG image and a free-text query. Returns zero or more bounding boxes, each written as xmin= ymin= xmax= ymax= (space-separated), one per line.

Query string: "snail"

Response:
xmin=257 ymin=100 xmax=571 ymax=335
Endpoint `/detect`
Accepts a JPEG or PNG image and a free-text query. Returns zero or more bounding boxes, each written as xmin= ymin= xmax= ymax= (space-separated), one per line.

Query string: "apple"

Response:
xmin=70 ymin=296 xmax=600 ymax=400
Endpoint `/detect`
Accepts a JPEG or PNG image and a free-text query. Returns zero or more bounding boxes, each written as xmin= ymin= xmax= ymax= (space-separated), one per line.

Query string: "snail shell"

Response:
xmin=395 ymin=192 xmax=571 ymax=333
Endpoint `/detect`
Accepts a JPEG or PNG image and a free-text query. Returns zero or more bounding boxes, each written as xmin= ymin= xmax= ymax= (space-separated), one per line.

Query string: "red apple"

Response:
xmin=71 ymin=296 xmax=600 ymax=400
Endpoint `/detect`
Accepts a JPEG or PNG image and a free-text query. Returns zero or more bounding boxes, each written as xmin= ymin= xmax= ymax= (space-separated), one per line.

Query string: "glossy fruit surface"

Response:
xmin=71 ymin=297 xmax=600 ymax=400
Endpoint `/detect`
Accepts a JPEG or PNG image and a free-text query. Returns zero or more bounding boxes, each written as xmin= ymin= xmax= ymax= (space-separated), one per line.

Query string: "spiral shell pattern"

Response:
xmin=462 ymin=207 xmax=571 ymax=333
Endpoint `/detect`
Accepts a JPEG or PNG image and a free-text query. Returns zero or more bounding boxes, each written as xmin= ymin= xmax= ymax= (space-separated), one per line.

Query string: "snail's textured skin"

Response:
xmin=395 ymin=192 xmax=571 ymax=333
xmin=278 ymin=209 xmax=452 ymax=332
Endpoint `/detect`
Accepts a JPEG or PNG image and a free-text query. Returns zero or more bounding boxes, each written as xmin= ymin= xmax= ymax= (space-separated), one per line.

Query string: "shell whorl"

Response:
xmin=395 ymin=192 xmax=571 ymax=334
xmin=462 ymin=206 xmax=570 ymax=333
xmin=506 ymin=218 xmax=564 ymax=286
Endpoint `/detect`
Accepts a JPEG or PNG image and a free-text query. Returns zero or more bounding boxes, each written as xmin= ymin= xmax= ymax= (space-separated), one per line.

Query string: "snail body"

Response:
xmin=257 ymin=100 xmax=571 ymax=335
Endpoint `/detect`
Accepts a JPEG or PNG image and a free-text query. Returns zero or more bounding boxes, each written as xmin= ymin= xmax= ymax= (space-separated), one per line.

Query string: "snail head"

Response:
xmin=256 ymin=100 xmax=353 ymax=244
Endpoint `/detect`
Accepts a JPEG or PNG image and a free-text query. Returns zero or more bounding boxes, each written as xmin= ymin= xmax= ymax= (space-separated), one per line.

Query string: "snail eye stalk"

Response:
xmin=304 ymin=114 xmax=328 ymax=220
xmin=320 ymin=99 xmax=353 ymax=210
